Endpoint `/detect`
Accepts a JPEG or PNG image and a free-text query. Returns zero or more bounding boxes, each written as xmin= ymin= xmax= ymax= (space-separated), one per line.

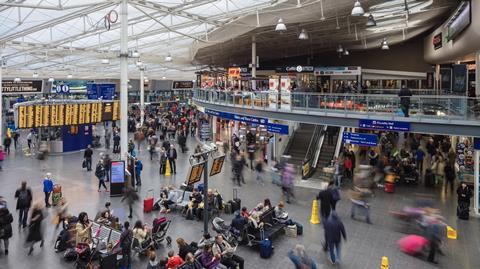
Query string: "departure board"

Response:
xmin=15 ymin=100 xmax=120 ymax=129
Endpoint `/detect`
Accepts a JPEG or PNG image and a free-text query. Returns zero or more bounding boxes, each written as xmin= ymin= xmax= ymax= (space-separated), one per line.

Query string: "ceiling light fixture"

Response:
xmin=162 ymin=76 xmax=166 ymax=80
xmin=48 ymin=77 xmax=54 ymax=82
xmin=165 ymin=54 xmax=172 ymax=62
xmin=336 ymin=45 xmax=344 ymax=53
xmin=343 ymin=49 xmax=350 ymax=56
xmin=136 ymin=60 xmax=143 ymax=67
xmin=366 ymin=14 xmax=376 ymax=27
xmin=298 ymin=29 xmax=309 ymax=40
xmin=101 ymin=58 xmax=110 ymax=64
xmin=132 ymin=50 xmax=140 ymax=58
xmin=275 ymin=18 xmax=287 ymax=31
xmin=14 ymin=77 xmax=21 ymax=82
xmin=381 ymin=38 xmax=389 ymax=50
xmin=67 ymin=74 xmax=73 ymax=79
xmin=351 ymin=0 xmax=365 ymax=16
xmin=32 ymin=72 xmax=39 ymax=78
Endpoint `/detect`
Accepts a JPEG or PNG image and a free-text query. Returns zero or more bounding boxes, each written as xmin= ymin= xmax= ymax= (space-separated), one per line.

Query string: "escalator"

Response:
xmin=312 ymin=126 xmax=340 ymax=179
xmin=284 ymin=123 xmax=316 ymax=167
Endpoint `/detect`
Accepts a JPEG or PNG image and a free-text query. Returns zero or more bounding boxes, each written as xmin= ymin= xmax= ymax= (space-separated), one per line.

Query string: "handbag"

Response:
xmin=82 ymin=159 xmax=86 ymax=168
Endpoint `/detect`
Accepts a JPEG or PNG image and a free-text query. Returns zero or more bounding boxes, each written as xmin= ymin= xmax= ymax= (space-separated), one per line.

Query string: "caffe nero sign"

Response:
xmin=2 ymin=80 xmax=43 ymax=94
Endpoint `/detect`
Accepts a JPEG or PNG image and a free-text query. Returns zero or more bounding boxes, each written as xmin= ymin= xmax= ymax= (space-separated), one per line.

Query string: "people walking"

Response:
xmin=134 ymin=158 xmax=143 ymax=186
xmin=0 ymin=197 xmax=13 ymax=255
xmin=281 ymin=163 xmax=295 ymax=204
xmin=104 ymin=128 xmax=111 ymax=149
xmin=119 ymin=221 xmax=133 ymax=269
xmin=168 ymin=145 xmax=177 ymax=174
xmin=3 ymin=136 xmax=11 ymax=155
xmin=254 ymin=157 xmax=265 ymax=185
xmin=121 ymin=186 xmax=139 ymax=219
xmin=457 ymin=182 xmax=472 ymax=220
xmin=113 ymin=132 xmax=121 ymax=153
xmin=95 ymin=160 xmax=108 ymax=192
xmin=317 ymin=185 xmax=334 ymax=223
xmin=14 ymin=181 xmax=32 ymax=228
xmin=27 ymin=130 xmax=33 ymax=149
xmin=288 ymin=244 xmax=317 ymax=269
xmin=103 ymin=154 xmax=112 ymax=182
xmin=26 ymin=202 xmax=45 ymax=255
xmin=84 ymin=145 xmax=93 ymax=171
xmin=324 ymin=212 xmax=347 ymax=265
xmin=444 ymin=164 xmax=456 ymax=194
xmin=42 ymin=173 xmax=54 ymax=208
xmin=12 ymin=131 xmax=19 ymax=150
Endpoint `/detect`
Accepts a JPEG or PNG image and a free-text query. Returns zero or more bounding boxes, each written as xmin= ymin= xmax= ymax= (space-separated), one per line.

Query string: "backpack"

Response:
xmin=330 ymin=188 xmax=341 ymax=202
xmin=17 ymin=189 xmax=30 ymax=207
xmin=95 ymin=164 xmax=105 ymax=178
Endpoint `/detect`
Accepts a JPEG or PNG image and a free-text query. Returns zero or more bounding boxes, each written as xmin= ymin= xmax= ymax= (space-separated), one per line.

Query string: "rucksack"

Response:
xmin=18 ymin=189 xmax=30 ymax=206
xmin=331 ymin=188 xmax=341 ymax=202
xmin=95 ymin=164 xmax=105 ymax=178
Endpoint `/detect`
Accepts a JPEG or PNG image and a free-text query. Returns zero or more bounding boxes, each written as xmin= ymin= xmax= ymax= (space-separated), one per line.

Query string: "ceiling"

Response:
xmin=194 ymin=0 xmax=458 ymax=67
xmin=0 ymin=0 xmax=458 ymax=81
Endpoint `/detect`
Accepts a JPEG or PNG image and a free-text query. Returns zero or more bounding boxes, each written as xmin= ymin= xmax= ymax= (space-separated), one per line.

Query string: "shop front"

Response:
xmin=314 ymin=66 xmax=362 ymax=93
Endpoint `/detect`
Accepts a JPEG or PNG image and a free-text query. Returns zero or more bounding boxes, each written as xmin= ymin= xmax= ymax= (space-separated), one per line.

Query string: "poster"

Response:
xmin=280 ymin=90 xmax=291 ymax=110
xmin=2 ymin=80 xmax=43 ymax=94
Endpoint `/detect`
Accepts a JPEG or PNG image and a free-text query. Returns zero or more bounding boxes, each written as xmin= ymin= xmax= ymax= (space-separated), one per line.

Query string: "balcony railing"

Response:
xmin=193 ymin=88 xmax=480 ymax=124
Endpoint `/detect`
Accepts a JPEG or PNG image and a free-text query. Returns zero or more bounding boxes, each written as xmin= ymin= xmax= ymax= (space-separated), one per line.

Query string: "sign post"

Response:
xmin=358 ymin=119 xmax=410 ymax=132
xmin=343 ymin=132 xmax=378 ymax=147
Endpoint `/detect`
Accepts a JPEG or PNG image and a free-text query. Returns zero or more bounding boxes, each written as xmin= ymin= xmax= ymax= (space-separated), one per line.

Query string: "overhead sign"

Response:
xmin=280 ymin=66 xmax=314 ymax=73
xmin=172 ymin=81 xmax=194 ymax=89
xmin=343 ymin=132 xmax=378 ymax=147
xmin=210 ymin=155 xmax=225 ymax=176
xmin=2 ymin=80 xmax=43 ymax=94
xmin=55 ymin=84 xmax=70 ymax=93
xmin=433 ymin=32 xmax=443 ymax=50
xmin=87 ymin=83 xmax=115 ymax=100
xmin=188 ymin=162 xmax=205 ymax=185
xmin=266 ymin=123 xmax=289 ymax=135
xmin=359 ymin=119 xmax=410 ymax=132
xmin=314 ymin=67 xmax=361 ymax=76
xmin=15 ymin=100 xmax=120 ymax=129
xmin=474 ymin=137 xmax=480 ymax=150
xmin=205 ymin=109 xmax=268 ymax=125
xmin=228 ymin=67 xmax=241 ymax=78
xmin=52 ymin=80 xmax=93 ymax=94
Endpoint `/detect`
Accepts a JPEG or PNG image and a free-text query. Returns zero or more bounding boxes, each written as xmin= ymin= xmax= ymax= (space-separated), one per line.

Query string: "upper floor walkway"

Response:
xmin=193 ymin=89 xmax=480 ymax=136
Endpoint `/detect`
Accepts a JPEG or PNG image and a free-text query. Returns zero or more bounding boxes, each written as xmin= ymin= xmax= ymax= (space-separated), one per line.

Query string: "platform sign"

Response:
xmin=188 ymin=162 xmax=205 ymax=185
xmin=358 ymin=119 xmax=410 ymax=132
xmin=267 ymin=123 xmax=289 ymax=135
xmin=210 ymin=155 xmax=225 ymax=176
xmin=343 ymin=132 xmax=378 ymax=147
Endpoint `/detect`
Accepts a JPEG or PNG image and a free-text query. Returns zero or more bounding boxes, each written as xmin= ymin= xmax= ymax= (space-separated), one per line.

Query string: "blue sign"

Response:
xmin=87 ymin=83 xmax=115 ymax=100
xmin=474 ymin=138 xmax=480 ymax=150
xmin=205 ymin=109 xmax=268 ymax=125
xmin=343 ymin=132 xmax=378 ymax=147
xmin=359 ymin=119 xmax=410 ymax=132
xmin=267 ymin=123 xmax=289 ymax=135
xmin=55 ymin=84 xmax=70 ymax=93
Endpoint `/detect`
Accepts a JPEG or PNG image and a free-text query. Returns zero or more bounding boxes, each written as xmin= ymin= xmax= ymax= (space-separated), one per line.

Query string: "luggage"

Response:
xmin=295 ymin=222 xmax=303 ymax=236
xmin=143 ymin=189 xmax=154 ymax=213
xmin=259 ymin=237 xmax=273 ymax=258
xmin=82 ymin=160 xmax=86 ymax=168
xmin=197 ymin=183 xmax=205 ymax=193
xmin=384 ymin=182 xmax=394 ymax=193
xmin=397 ymin=235 xmax=428 ymax=255
xmin=223 ymin=202 xmax=233 ymax=215
xmin=284 ymin=224 xmax=297 ymax=237
xmin=53 ymin=184 xmax=62 ymax=194
xmin=231 ymin=188 xmax=241 ymax=212
xmin=52 ymin=192 xmax=62 ymax=206
xmin=457 ymin=202 xmax=469 ymax=220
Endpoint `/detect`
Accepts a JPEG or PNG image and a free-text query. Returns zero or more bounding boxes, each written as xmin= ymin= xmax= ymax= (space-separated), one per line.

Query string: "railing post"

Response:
xmin=306 ymin=94 xmax=309 ymax=113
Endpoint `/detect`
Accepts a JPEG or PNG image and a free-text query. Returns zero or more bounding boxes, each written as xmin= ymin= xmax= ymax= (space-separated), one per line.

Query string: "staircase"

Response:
xmin=313 ymin=126 xmax=340 ymax=177
xmin=284 ymin=123 xmax=316 ymax=167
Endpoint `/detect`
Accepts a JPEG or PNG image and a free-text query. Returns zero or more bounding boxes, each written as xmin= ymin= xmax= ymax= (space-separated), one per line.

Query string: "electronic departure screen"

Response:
xmin=16 ymin=100 xmax=119 ymax=129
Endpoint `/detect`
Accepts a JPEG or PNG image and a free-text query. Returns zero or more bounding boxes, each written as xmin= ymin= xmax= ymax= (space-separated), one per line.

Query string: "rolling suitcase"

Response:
xmin=231 ymin=188 xmax=241 ymax=212
xmin=259 ymin=230 xmax=273 ymax=259
xmin=143 ymin=189 xmax=154 ymax=213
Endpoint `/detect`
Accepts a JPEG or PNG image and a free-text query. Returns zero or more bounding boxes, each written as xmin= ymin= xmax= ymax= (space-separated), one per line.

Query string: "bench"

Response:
xmin=247 ymin=208 xmax=286 ymax=247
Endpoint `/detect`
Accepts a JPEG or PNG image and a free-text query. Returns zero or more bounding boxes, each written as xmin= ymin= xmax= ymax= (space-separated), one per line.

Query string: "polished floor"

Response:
xmin=0 ymin=135 xmax=479 ymax=269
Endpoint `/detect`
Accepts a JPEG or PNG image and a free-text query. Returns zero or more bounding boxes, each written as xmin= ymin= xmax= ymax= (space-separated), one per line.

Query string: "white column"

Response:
xmin=212 ymin=116 xmax=217 ymax=141
xmin=476 ymin=51 xmax=480 ymax=97
xmin=0 ymin=52 xmax=2 ymax=141
xmin=234 ymin=121 xmax=239 ymax=134
xmin=251 ymin=35 xmax=257 ymax=91
xmin=140 ymin=67 xmax=145 ymax=126
xmin=120 ymin=0 xmax=129 ymax=160
xmin=474 ymin=150 xmax=479 ymax=216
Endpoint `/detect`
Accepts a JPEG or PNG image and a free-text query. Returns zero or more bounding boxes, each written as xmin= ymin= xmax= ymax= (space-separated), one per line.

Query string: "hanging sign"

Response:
xmin=187 ymin=162 xmax=206 ymax=185
xmin=210 ymin=155 xmax=225 ymax=176
xmin=2 ymin=80 xmax=43 ymax=94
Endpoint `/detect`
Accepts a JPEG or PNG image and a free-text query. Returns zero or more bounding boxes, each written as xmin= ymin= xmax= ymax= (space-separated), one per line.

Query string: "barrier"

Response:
xmin=310 ymin=199 xmax=320 ymax=224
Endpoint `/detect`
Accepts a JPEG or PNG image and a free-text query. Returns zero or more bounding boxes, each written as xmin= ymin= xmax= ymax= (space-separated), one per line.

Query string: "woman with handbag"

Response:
xmin=0 ymin=197 xmax=13 ymax=255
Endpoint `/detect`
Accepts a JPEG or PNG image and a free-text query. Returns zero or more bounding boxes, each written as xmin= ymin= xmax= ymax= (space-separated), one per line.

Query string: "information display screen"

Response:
xmin=15 ymin=100 xmax=119 ymax=129
xmin=111 ymin=161 xmax=125 ymax=184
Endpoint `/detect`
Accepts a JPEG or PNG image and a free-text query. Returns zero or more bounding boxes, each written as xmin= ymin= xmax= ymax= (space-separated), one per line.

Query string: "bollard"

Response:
xmin=381 ymin=256 xmax=389 ymax=269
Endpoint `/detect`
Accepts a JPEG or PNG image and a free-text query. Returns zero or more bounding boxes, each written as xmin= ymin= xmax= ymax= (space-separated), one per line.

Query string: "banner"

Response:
xmin=210 ymin=155 xmax=225 ymax=176
xmin=188 ymin=162 xmax=205 ymax=185
xmin=2 ymin=80 xmax=43 ymax=94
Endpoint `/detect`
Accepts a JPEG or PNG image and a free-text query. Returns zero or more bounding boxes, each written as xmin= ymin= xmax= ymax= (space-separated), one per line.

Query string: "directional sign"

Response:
xmin=210 ymin=155 xmax=225 ymax=176
xmin=358 ymin=119 xmax=410 ymax=132
xmin=267 ymin=123 xmax=289 ymax=135
xmin=187 ymin=162 xmax=206 ymax=185
xmin=343 ymin=132 xmax=378 ymax=147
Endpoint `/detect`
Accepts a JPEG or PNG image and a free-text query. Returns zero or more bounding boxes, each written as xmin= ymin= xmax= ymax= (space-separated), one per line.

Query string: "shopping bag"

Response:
xmin=447 ymin=225 xmax=457 ymax=240
xmin=143 ymin=189 xmax=154 ymax=213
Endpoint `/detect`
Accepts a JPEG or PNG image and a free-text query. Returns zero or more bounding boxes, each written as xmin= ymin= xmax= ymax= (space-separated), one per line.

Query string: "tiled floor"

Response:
xmin=0 ymin=135 xmax=478 ymax=269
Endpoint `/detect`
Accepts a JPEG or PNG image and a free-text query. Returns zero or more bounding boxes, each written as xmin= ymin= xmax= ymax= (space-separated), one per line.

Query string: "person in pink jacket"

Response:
xmin=0 ymin=146 xmax=5 ymax=171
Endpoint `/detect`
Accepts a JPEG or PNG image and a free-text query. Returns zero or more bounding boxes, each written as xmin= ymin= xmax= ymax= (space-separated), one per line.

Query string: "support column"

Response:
xmin=476 ymin=51 xmax=480 ymax=97
xmin=120 ymin=0 xmax=129 ymax=160
xmin=474 ymin=150 xmax=479 ymax=216
xmin=212 ymin=116 xmax=217 ymax=142
xmin=140 ymin=67 xmax=145 ymax=126
xmin=251 ymin=35 xmax=257 ymax=91
xmin=0 ymin=52 xmax=3 ymax=141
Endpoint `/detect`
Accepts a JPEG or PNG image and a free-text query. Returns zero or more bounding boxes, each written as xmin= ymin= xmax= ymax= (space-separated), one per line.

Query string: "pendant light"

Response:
xmin=343 ymin=49 xmax=350 ymax=56
xmin=132 ymin=50 xmax=140 ymax=58
xmin=67 ymin=74 xmax=73 ymax=79
xmin=14 ymin=77 xmax=21 ymax=82
xmin=165 ymin=54 xmax=172 ymax=62
xmin=366 ymin=14 xmax=376 ymax=27
xmin=275 ymin=18 xmax=287 ymax=31
xmin=32 ymin=72 xmax=39 ymax=78
xmin=101 ymin=58 xmax=110 ymax=64
xmin=381 ymin=38 xmax=389 ymax=50
xmin=336 ymin=45 xmax=344 ymax=53
xmin=351 ymin=0 xmax=365 ymax=16
xmin=298 ymin=29 xmax=309 ymax=40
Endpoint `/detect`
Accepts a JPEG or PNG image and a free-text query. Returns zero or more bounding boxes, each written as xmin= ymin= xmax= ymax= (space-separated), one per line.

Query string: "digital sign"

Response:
xmin=111 ymin=161 xmax=126 ymax=184
xmin=14 ymin=100 xmax=120 ymax=129
xmin=2 ymin=80 xmax=43 ymax=94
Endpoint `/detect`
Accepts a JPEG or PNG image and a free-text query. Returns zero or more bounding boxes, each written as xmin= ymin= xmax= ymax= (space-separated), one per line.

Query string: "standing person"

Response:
xmin=104 ymin=128 xmax=111 ymax=150
xmin=119 ymin=221 xmax=133 ymax=269
xmin=159 ymin=147 xmax=167 ymax=176
xmin=444 ymin=164 xmax=456 ymax=194
xmin=254 ymin=157 xmax=264 ymax=185
xmin=168 ymin=145 xmax=177 ymax=174
xmin=12 ymin=131 xmax=19 ymax=150
xmin=42 ymin=173 xmax=54 ymax=208
xmin=457 ymin=182 xmax=473 ymax=220
xmin=282 ymin=163 xmax=295 ymax=204
xmin=415 ymin=148 xmax=425 ymax=176
xmin=128 ymin=139 xmax=135 ymax=155
xmin=0 ymin=197 xmax=13 ymax=255
xmin=317 ymin=186 xmax=333 ymax=222
xmin=95 ymin=160 xmax=108 ymax=192
xmin=288 ymin=244 xmax=317 ymax=269
xmin=324 ymin=212 xmax=347 ymax=265
xmin=247 ymin=143 xmax=256 ymax=170
xmin=14 ymin=181 xmax=32 ymax=228
xmin=27 ymin=130 xmax=33 ymax=149
xmin=134 ymin=158 xmax=143 ymax=186
xmin=178 ymin=132 xmax=187 ymax=153
xmin=121 ymin=186 xmax=139 ymax=219
xmin=344 ymin=155 xmax=353 ymax=181
xmin=149 ymin=133 xmax=158 ymax=160
xmin=3 ymin=136 xmax=11 ymax=155
xmin=26 ymin=202 xmax=44 ymax=255
xmin=75 ymin=212 xmax=92 ymax=244
xmin=398 ymin=85 xmax=412 ymax=117
xmin=113 ymin=132 xmax=121 ymax=153
xmin=84 ymin=145 xmax=93 ymax=171
xmin=0 ymin=146 xmax=4 ymax=171
xmin=103 ymin=154 xmax=112 ymax=182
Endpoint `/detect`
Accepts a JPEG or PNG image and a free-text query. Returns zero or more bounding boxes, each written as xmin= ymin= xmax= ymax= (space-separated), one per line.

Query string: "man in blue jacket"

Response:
xmin=134 ymin=158 xmax=143 ymax=186
xmin=43 ymin=173 xmax=54 ymax=208
xmin=324 ymin=211 xmax=347 ymax=265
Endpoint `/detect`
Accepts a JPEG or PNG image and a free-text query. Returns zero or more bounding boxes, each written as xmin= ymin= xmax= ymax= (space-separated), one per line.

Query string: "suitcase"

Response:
xmin=457 ymin=202 xmax=469 ymax=220
xmin=259 ymin=231 xmax=273 ymax=259
xmin=295 ymin=222 xmax=303 ymax=236
xmin=143 ymin=189 xmax=154 ymax=213
xmin=53 ymin=184 xmax=62 ymax=194
xmin=224 ymin=202 xmax=233 ymax=214
xmin=384 ymin=183 xmax=394 ymax=193
xmin=52 ymin=192 xmax=62 ymax=206
xmin=231 ymin=188 xmax=241 ymax=212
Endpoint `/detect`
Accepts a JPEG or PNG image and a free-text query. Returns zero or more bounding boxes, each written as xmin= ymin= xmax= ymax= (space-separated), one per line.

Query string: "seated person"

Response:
xmin=132 ymin=220 xmax=149 ymax=246
xmin=200 ymin=244 xmax=221 ymax=269
xmin=179 ymin=253 xmax=203 ymax=269
xmin=240 ymin=207 xmax=250 ymax=219
xmin=96 ymin=210 xmax=112 ymax=226
xmin=230 ymin=211 xmax=249 ymax=245
xmin=147 ymin=252 xmax=160 ymax=269
xmin=274 ymin=202 xmax=289 ymax=222
xmin=160 ymin=186 xmax=177 ymax=213
xmin=166 ymin=250 xmax=184 ymax=269
xmin=263 ymin=198 xmax=272 ymax=212
xmin=184 ymin=189 xmax=202 ymax=220
xmin=212 ymin=235 xmax=244 ymax=269
xmin=248 ymin=204 xmax=265 ymax=229
xmin=176 ymin=237 xmax=195 ymax=261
